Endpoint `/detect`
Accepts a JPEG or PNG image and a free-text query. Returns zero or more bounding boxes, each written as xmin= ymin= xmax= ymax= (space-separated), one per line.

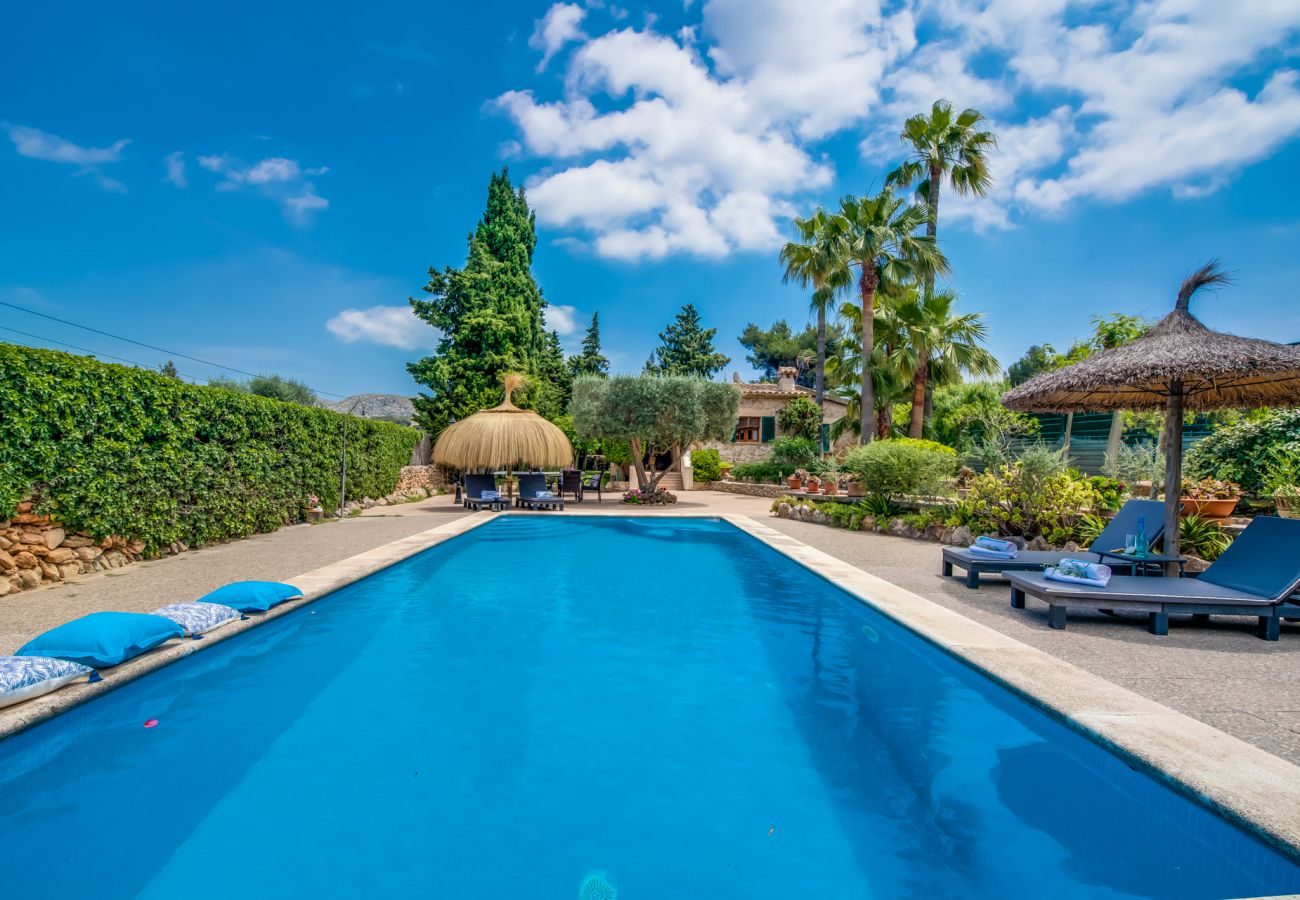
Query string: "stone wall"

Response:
xmin=697 ymin=395 xmax=855 ymax=465
xmin=0 ymin=502 xmax=150 ymax=596
xmin=393 ymin=465 xmax=450 ymax=495
xmin=708 ymin=481 xmax=788 ymax=499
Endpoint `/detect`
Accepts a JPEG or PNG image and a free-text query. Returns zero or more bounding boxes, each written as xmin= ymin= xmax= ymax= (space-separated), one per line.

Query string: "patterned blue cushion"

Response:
xmin=151 ymin=602 xmax=241 ymax=636
xmin=17 ymin=612 xmax=185 ymax=668
xmin=197 ymin=581 xmax=303 ymax=613
xmin=0 ymin=656 xmax=94 ymax=709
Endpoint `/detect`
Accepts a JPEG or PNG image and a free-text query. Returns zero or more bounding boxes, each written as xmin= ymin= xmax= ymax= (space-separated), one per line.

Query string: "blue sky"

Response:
xmin=3 ymin=1 xmax=1300 ymax=399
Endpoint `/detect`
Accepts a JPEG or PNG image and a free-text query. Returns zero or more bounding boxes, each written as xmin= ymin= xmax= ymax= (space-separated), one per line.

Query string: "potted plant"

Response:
xmin=787 ymin=468 xmax=804 ymax=491
xmin=719 ymin=461 xmax=733 ymax=482
xmin=845 ymin=479 xmax=865 ymax=498
xmin=1179 ymin=477 xmax=1241 ymax=519
xmin=954 ymin=466 xmax=975 ymax=499
xmin=1261 ymin=450 xmax=1300 ymax=518
xmin=822 ymin=461 xmax=840 ymax=496
xmin=805 ymin=474 xmax=822 ymax=494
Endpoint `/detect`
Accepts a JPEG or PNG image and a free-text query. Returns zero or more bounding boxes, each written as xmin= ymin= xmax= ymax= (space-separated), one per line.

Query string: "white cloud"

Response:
xmin=498 ymin=0 xmax=1300 ymax=253
xmin=326 ymin=305 xmax=431 ymax=350
xmin=543 ymin=302 xmax=579 ymax=335
xmin=5 ymin=124 xmax=129 ymax=191
xmin=164 ymin=151 xmax=187 ymax=187
xmin=530 ymin=3 xmax=587 ymax=71
xmin=197 ymin=153 xmax=330 ymax=223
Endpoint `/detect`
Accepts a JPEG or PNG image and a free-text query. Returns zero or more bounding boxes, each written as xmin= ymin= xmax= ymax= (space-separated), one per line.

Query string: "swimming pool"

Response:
xmin=2 ymin=516 xmax=1298 ymax=898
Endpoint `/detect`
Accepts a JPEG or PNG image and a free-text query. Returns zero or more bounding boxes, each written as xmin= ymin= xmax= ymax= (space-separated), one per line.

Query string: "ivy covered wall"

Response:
xmin=0 ymin=344 xmax=420 ymax=554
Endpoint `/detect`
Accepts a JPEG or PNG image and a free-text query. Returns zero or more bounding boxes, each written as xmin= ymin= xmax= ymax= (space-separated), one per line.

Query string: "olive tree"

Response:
xmin=570 ymin=374 xmax=740 ymax=492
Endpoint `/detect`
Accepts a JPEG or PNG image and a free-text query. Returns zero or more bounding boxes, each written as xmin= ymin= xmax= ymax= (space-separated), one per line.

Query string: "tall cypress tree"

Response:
xmin=536 ymin=329 xmax=572 ymax=420
xmin=568 ymin=311 xmax=609 ymax=378
xmin=407 ymin=169 xmax=550 ymax=435
xmin=645 ymin=303 xmax=730 ymax=378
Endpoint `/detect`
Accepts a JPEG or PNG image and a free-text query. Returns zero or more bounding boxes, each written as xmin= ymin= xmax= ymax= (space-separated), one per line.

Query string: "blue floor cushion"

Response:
xmin=0 ymin=656 xmax=95 ymax=709
xmin=197 ymin=581 xmax=303 ymax=613
xmin=151 ymin=602 xmax=241 ymax=636
xmin=17 ymin=612 xmax=184 ymax=668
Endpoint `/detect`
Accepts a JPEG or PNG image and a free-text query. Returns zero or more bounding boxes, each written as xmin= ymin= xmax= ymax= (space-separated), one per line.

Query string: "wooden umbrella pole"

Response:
xmin=1162 ymin=378 xmax=1184 ymax=572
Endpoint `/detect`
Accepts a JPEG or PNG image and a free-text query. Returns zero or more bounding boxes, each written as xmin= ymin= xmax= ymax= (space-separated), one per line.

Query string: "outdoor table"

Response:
xmin=1094 ymin=549 xmax=1187 ymax=577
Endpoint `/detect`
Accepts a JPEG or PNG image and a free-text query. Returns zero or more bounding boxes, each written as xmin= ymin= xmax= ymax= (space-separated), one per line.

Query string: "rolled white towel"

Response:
xmin=1045 ymin=559 xmax=1112 ymax=588
xmin=968 ymin=545 xmax=1018 ymax=559
xmin=975 ymin=536 xmax=1017 ymax=553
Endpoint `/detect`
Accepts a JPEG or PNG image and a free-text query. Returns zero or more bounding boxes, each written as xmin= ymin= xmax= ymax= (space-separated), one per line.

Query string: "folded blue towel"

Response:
xmin=533 ymin=490 xmax=554 ymax=499
xmin=1045 ymin=559 xmax=1113 ymax=588
xmin=975 ymin=536 xmax=1017 ymax=553
xmin=969 ymin=544 xmax=1017 ymax=559
xmin=479 ymin=490 xmax=500 ymax=501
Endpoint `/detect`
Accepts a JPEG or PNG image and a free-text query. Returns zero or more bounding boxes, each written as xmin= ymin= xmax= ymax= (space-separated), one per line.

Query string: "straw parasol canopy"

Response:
xmin=431 ymin=373 xmax=574 ymax=472
xmin=1002 ymin=261 xmax=1300 ymax=562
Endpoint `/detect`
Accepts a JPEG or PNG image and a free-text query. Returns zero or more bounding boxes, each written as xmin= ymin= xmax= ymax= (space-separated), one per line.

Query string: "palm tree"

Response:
xmin=827 ymin=296 xmax=913 ymax=440
xmin=887 ymin=100 xmax=996 ymax=277
xmin=892 ymin=289 xmax=1000 ymax=438
xmin=780 ymin=210 xmax=846 ymax=408
xmin=830 ymin=190 xmax=947 ymax=442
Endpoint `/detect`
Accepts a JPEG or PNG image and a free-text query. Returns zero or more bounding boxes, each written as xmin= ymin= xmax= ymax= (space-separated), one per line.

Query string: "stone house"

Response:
xmin=697 ymin=367 xmax=852 ymax=464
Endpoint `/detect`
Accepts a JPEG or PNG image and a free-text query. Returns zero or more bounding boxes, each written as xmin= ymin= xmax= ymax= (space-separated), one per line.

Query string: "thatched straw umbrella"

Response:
xmin=432 ymin=373 xmax=573 ymax=495
xmin=1002 ymin=261 xmax=1300 ymax=562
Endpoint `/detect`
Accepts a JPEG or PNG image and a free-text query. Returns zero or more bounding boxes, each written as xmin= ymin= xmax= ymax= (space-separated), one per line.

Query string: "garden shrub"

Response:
xmin=775 ymin=396 xmax=822 ymax=440
xmin=690 ymin=448 xmax=723 ymax=483
xmin=770 ymin=435 xmax=820 ymax=470
xmin=0 ymin=344 xmax=420 ymax=554
xmin=966 ymin=462 xmax=1100 ymax=545
xmin=841 ymin=440 xmax=957 ymax=499
xmin=731 ymin=461 xmax=789 ymax=484
xmin=1186 ymin=409 xmax=1300 ymax=493
xmin=892 ymin=437 xmax=957 ymax=457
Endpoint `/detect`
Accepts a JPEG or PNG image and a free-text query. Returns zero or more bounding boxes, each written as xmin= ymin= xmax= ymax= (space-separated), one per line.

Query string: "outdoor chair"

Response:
xmin=1006 ymin=516 xmax=1300 ymax=639
xmin=941 ymin=499 xmax=1166 ymax=588
xmin=462 ymin=474 xmax=506 ymax=512
xmin=516 ymin=473 xmax=564 ymax=511
xmin=581 ymin=471 xmax=603 ymax=502
xmin=558 ymin=469 xmax=584 ymax=502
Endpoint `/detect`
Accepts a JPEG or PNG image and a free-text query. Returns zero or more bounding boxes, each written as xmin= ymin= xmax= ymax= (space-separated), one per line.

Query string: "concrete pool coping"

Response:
xmin=3 ymin=508 xmax=1298 ymax=864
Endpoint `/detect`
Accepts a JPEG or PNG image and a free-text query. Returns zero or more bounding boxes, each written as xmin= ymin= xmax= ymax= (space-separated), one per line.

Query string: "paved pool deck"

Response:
xmin=2 ymin=489 xmax=1297 ymax=765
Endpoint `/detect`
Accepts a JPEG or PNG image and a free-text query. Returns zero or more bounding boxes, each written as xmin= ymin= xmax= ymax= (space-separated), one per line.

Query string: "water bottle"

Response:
xmin=1135 ymin=516 xmax=1149 ymax=558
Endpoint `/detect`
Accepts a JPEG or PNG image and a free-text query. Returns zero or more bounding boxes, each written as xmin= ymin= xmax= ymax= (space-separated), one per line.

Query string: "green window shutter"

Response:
xmin=820 ymin=423 xmax=830 ymax=454
xmin=761 ymin=416 xmax=776 ymax=443
xmin=731 ymin=425 xmax=738 ymax=443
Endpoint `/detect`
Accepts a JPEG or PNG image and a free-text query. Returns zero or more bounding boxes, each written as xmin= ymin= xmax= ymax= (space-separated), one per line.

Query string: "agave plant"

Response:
xmin=1178 ymin=514 xmax=1232 ymax=561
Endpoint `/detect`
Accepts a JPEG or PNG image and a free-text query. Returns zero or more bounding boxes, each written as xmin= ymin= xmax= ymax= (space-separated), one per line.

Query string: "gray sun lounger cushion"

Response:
xmin=463 ymin=474 xmax=503 ymax=510
xmin=942 ymin=499 xmax=1167 ymax=588
xmin=515 ymin=474 xmax=547 ymax=507
xmin=1006 ymin=517 xmax=1300 ymax=639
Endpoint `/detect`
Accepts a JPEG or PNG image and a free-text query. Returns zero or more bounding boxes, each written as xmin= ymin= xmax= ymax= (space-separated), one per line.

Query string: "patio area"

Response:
xmin=2 ymin=488 xmax=1297 ymax=765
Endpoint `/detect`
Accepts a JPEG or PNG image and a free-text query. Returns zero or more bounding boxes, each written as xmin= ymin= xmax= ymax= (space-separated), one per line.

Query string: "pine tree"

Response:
xmin=407 ymin=169 xmax=551 ymax=435
xmin=159 ymin=360 xmax=179 ymax=380
xmin=536 ymin=329 xmax=572 ymax=420
xmin=567 ymin=311 xmax=609 ymax=378
xmin=646 ymin=303 xmax=730 ymax=378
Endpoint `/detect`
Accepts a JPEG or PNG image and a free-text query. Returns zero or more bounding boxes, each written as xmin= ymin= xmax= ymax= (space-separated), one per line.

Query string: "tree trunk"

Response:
xmin=1163 ymin=383 xmax=1184 ymax=570
xmin=876 ymin=407 xmax=891 ymax=440
xmin=815 ymin=303 xmax=826 ymax=409
xmin=908 ymin=357 xmax=927 ymax=438
xmin=925 ymin=163 xmax=940 ymax=300
xmin=923 ymin=381 xmax=934 ymax=430
xmin=629 ymin=437 xmax=654 ymax=491
xmin=1105 ymin=410 xmax=1125 ymax=467
xmin=859 ymin=268 xmax=876 ymax=443
xmin=1062 ymin=412 xmax=1074 ymax=459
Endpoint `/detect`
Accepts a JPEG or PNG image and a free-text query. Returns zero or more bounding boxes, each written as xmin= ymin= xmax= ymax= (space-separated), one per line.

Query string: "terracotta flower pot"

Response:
xmin=1275 ymin=491 xmax=1298 ymax=519
xmin=805 ymin=482 xmax=821 ymax=494
xmin=787 ymin=476 xmax=802 ymax=490
xmin=823 ymin=482 xmax=839 ymax=497
xmin=1180 ymin=497 xmax=1239 ymax=518
xmin=846 ymin=481 xmax=865 ymax=498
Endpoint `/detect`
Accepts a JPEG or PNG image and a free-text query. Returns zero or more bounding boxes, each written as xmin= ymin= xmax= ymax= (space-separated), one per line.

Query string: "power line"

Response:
xmin=0 ymin=325 xmax=204 ymax=384
xmin=0 ymin=299 xmax=347 ymax=399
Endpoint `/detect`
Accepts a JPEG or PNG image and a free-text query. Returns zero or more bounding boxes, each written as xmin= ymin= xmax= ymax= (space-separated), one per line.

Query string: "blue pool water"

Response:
xmin=2 ymin=516 xmax=1298 ymax=899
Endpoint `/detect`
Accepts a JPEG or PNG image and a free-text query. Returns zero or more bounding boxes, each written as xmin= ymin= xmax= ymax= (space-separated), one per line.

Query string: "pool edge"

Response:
xmin=719 ymin=513 xmax=1300 ymax=864
xmin=0 ymin=512 xmax=499 ymax=742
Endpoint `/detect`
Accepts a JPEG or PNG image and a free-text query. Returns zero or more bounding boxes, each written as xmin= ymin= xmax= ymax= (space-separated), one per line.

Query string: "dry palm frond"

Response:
xmin=1002 ymin=261 xmax=1300 ymax=412
xmin=431 ymin=373 xmax=574 ymax=470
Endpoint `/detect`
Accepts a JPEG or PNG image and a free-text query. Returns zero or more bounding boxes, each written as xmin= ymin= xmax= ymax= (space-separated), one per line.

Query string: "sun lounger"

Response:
xmin=463 ymin=474 xmax=505 ymax=512
xmin=516 ymin=473 xmax=564 ymax=511
xmin=941 ymin=499 xmax=1166 ymax=588
xmin=1006 ymin=516 xmax=1300 ymax=639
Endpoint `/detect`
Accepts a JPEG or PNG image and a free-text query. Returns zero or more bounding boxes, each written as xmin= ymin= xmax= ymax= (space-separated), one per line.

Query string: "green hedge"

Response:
xmin=0 ymin=344 xmax=421 ymax=554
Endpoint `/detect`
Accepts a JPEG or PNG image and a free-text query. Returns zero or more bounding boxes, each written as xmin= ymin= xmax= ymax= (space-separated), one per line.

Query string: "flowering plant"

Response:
xmin=622 ymin=487 xmax=679 ymax=505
